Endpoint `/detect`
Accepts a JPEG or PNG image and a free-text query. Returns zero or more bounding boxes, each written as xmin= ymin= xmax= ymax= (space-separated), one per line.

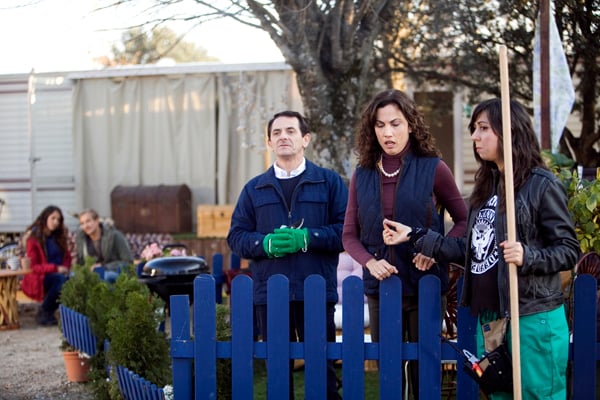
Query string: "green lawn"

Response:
xmin=251 ymin=361 xmax=461 ymax=399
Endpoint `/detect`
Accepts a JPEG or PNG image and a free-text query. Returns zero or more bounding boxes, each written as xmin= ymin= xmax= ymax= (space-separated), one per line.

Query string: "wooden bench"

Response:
xmin=0 ymin=269 xmax=30 ymax=330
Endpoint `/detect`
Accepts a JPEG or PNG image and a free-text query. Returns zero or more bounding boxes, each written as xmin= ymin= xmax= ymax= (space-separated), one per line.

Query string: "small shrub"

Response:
xmin=61 ymin=261 xmax=170 ymax=400
xmin=87 ymin=268 xmax=170 ymax=399
xmin=106 ymin=288 xmax=170 ymax=386
xmin=59 ymin=257 xmax=102 ymax=315
xmin=544 ymin=151 xmax=600 ymax=253
xmin=58 ymin=258 xmax=102 ymax=352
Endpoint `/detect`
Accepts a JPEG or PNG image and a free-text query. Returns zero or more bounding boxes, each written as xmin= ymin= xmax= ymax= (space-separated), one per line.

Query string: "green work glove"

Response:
xmin=263 ymin=232 xmax=295 ymax=258
xmin=270 ymin=231 xmax=298 ymax=255
xmin=274 ymin=227 xmax=310 ymax=253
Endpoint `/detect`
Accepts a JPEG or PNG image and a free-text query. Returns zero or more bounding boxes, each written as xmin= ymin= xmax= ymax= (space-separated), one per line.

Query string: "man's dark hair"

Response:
xmin=266 ymin=110 xmax=311 ymax=138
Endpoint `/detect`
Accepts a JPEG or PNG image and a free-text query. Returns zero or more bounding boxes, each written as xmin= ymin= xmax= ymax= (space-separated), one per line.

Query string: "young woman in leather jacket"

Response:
xmin=383 ymin=98 xmax=580 ymax=399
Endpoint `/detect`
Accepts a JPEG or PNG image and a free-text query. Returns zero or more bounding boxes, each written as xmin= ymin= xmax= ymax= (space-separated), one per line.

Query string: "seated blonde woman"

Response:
xmin=75 ymin=209 xmax=133 ymax=283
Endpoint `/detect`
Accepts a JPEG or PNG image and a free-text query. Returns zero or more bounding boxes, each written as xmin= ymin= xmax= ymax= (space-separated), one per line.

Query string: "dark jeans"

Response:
xmin=255 ymin=301 xmax=341 ymax=400
xmin=93 ymin=266 xmax=120 ymax=283
xmin=42 ymin=272 xmax=68 ymax=313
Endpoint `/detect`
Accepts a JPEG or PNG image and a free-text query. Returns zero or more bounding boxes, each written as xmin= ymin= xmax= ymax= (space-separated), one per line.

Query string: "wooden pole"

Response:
xmin=499 ymin=45 xmax=523 ymax=400
xmin=540 ymin=0 xmax=551 ymax=150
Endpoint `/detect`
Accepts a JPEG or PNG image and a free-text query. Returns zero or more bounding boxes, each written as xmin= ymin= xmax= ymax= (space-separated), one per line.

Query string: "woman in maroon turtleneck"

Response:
xmin=342 ymin=89 xmax=467 ymax=399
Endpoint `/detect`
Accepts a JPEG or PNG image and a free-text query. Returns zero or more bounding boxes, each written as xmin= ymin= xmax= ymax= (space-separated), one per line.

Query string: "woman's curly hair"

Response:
xmin=354 ymin=89 xmax=441 ymax=168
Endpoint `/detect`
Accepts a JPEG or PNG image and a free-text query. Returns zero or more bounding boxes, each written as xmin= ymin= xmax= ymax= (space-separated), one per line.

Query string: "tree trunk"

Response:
xmin=245 ymin=0 xmax=399 ymax=179
xmin=292 ymin=66 xmax=388 ymax=180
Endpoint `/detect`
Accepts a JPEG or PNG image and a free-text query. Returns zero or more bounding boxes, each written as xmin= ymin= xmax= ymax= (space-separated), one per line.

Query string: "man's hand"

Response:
xmin=274 ymin=227 xmax=310 ymax=253
xmin=90 ymin=263 xmax=102 ymax=272
xmin=263 ymin=227 xmax=310 ymax=258
xmin=263 ymin=232 xmax=294 ymax=258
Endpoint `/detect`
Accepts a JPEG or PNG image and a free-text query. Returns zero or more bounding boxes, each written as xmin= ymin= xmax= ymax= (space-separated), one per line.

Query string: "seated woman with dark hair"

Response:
xmin=21 ymin=205 xmax=72 ymax=326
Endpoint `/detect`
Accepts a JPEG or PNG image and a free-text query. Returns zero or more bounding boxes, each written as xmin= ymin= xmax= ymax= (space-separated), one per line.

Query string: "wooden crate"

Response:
xmin=197 ymin=205 xmax=234 ymax=238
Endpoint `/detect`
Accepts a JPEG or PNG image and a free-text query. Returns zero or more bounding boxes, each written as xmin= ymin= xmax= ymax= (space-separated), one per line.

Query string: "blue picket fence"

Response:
xmin=117 ymin=365 xmax=165 ymax=400
xmin=170 ymin=273 xmax=599 ymax=400
xmin=60 ymin=259 xmax=599 ymax=399
xmin=59 ymin=304 xmax=97 ymax=357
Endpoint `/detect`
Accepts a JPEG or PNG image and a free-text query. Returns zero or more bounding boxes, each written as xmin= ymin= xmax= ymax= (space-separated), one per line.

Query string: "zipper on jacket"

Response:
xmin=286 ymin=179 xmax=307 ymax=227
xmin=496 ymin=207 xmax=511 ymax=318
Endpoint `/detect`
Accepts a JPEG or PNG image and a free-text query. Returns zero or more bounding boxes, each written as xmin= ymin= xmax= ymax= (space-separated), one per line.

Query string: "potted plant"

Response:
xmin=61 ymin=347 xmax=92 ymax=383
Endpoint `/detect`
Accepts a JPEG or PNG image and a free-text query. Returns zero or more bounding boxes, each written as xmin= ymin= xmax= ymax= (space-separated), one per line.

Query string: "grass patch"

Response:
xmin=251 ymin=361 xmax=463 ymax=399
xmin=252 ymin=361 xmax=380 ymax=399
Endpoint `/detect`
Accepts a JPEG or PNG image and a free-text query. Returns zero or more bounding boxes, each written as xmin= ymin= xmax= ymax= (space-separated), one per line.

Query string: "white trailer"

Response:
xmin=0 ymin=71 xmax=77 ymax=234
xmin=0 ymin=63 xmax=301 ymax=235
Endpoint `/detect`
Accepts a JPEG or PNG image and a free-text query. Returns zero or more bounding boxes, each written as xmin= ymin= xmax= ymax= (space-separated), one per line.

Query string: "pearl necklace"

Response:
xmin=377 ymin=156 xmax=401 ymax=178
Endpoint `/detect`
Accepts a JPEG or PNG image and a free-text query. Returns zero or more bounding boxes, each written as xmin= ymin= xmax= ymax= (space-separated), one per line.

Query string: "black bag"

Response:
xmin=462 ymin=342 xmax=513 ymax=395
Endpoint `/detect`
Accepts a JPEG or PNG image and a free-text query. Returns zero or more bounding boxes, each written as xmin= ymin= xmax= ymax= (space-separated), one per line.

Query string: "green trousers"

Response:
xmin=476 ymin=305 xmax=569 ymax=400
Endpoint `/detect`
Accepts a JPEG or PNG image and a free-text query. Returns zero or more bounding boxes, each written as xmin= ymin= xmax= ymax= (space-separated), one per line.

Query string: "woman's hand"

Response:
xmin=499 ymin=240 xmax=524 ymax=266
xmin=382 ymin=218 xmax=411 ymax=246
xmin=412 ymin=253 xmax=437 ymax=271
xmin=365 ymin=258 xmax=398 ymax=281
xmin=57 ymin=266 xmax=69 ymax=275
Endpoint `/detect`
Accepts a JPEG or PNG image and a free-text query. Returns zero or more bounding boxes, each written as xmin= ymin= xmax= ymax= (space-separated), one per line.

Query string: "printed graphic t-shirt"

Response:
xmin=469 ymin=195 xmax=501 ymax=316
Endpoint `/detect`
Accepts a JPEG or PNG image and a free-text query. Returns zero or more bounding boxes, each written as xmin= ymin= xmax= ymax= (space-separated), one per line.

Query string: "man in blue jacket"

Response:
xmin=227 ymin=110 xmax=347 ymax=400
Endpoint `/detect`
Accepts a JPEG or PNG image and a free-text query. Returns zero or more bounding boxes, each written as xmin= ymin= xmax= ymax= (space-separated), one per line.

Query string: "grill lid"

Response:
xmin=141 ymin=256 xmax=209 ymax=277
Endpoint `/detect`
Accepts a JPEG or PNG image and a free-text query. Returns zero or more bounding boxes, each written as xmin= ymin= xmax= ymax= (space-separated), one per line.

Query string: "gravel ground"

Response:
xmin=0 ymin=303 xmax=94 ymax=400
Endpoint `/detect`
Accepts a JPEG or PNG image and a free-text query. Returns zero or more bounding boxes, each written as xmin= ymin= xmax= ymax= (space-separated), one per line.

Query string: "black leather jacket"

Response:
xmin=417 ymin=167 xmax=581 ymax=317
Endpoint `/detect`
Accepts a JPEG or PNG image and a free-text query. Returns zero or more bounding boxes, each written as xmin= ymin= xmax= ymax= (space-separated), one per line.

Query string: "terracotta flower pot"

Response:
xmin=62 ymin=351 xmax=90 ymax=382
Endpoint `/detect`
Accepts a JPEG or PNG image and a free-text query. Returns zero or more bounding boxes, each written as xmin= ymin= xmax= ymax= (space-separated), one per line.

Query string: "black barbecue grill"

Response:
xmin=138 ymin=253 xmax=209 ymax=305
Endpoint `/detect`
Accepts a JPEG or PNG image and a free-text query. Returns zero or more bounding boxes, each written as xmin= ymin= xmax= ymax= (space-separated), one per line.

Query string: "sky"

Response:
xmin=0 ymin=0 xmax=285 ymax=75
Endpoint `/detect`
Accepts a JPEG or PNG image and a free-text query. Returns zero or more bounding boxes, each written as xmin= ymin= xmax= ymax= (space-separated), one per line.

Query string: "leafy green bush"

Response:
xmin=88 ymin=268 xmax=170 ymax=399
xmin=59 ymin=257 xmax=102 ymax=316
xmin=106 ymin=282 xmax=170 ymax=385
xmin=543 ymin=151 xmax=600 ymax=253
xmin=58 ymin=257 xmax=102 ymax=352
xmin=60 ymin=261 xmax=170 ymax=399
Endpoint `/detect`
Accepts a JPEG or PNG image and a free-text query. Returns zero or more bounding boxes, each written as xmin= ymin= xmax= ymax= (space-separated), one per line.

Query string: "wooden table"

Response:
xmin=0 ymin=269 xmax=30 ymax=330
